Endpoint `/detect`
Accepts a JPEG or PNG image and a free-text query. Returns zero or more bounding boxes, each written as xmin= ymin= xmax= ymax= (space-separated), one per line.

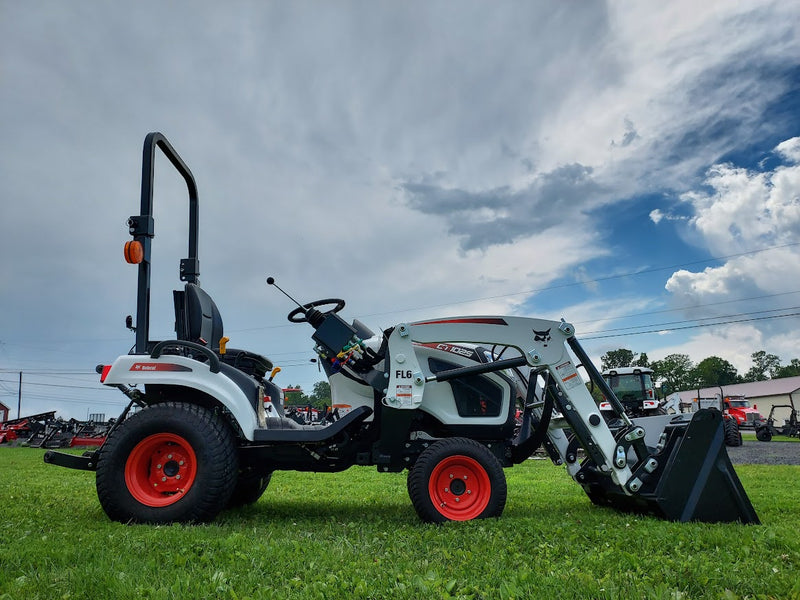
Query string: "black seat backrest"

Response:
xmin=175 ymin=283 xmax=224 ymax=351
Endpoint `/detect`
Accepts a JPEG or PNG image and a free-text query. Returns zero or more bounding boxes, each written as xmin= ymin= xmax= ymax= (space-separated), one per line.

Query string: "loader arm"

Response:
xmin=382 ymin=315 xmax=759 ymax=523
xmin=384 ymin=316 xmax=636 ymax=487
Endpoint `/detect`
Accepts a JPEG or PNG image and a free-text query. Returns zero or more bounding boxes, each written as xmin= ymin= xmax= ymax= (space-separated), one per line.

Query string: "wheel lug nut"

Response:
xmin=156 ymin=464 xmax=162 ymax=470
xmin=162 ymin=477 xmax=167 ymax=482
xmin=167 ymin=454 xmax=173 ymax=459
xmin=176 ymin=475 xmax=181 ymax=480
xmin=444 ymin=488 xmax=449 ymax=493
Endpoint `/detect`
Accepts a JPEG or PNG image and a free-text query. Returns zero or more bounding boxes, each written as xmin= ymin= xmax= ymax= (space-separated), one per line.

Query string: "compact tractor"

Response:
xmin=599 ymin=367 xmax=663 ymax=417
xmin=45 ymin=133 xmax=759 ymax=525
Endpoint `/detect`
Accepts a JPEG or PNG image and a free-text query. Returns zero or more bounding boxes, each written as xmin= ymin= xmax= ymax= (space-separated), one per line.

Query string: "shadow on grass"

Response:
xmin=221 ymin=486 xmax=594 ymax=528
xmin=222 ymin=497 xmax=417 ymax=527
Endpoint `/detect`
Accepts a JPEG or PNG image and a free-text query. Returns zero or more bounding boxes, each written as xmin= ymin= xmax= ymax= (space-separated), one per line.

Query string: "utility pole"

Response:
xmin=17 ymin=371 xmax=22 ymax=419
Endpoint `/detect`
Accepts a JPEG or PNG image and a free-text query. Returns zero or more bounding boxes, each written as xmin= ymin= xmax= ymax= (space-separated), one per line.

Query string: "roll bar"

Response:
xmin=129 ymin=132 xmax=200 ymax=353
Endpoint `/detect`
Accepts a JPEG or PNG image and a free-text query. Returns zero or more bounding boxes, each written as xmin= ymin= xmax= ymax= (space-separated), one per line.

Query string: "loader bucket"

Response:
xmin=579 ymin=409 xmax=759 ymax=524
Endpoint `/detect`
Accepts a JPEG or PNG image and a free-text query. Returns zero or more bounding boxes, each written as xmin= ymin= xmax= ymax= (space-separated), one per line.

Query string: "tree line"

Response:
xmin=600 ymin=348 xmax=800 ymax=395
xmin=283 ymin=380 xmax=332 ymax=408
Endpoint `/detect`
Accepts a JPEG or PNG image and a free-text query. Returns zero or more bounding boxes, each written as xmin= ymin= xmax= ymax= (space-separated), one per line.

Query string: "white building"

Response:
xmin=664 ymin=375 xmax=800 ymax=424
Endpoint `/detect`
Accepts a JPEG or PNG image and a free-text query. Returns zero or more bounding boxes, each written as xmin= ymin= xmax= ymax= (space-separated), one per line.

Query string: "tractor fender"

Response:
xmin=102 ymin=354 xmax=260 ymax=440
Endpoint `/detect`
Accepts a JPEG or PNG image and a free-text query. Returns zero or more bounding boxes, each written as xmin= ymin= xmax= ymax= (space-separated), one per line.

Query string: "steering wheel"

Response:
xmin=287 ymin=298 xmax=346 ymax=323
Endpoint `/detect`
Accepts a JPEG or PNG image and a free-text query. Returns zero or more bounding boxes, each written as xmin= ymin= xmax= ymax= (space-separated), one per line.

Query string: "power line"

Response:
xmin=572 ymin=289 xmax=800 ymax=325
xmin=582 ymin=311 xmax=800 ymax=340
xmin=1 ymin=391 xmax=125 ymax=405
xmin=581 ymin=306 xmax=800 ymax=335
xmin=0 ymin=379 xmax=105 ymax=391
xmin=0 ymin=368 xmax=96 ymax=374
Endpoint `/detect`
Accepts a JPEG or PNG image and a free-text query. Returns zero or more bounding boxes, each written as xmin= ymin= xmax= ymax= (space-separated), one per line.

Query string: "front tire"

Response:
xmin=755 ymin=425 xmax=772 ymax=442
xmin=407 ymin=437 xmax=507 ymax=523
xmin=723 ymin=418 xmax=742 ymax=447
xmin=96 ymin=402 xmax=238 ymax=524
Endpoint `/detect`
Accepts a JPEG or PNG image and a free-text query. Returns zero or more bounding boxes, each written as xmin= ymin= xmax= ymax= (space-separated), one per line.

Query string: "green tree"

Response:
xmin=693 ymin=356 xmax=739 ymax=387
xmin=633 ymin=352 xmax=650 ymax=368
xmin=601 ymin=349 xmax=636 ymax=370
xmin=308 ymin=380 xmax=332 ymax=408
xmin=650 ymin=353 xmax=695 ymax=395
xmin=743 ymin=350 xmax=781 ymax=382
xmin=774 ymin=358 xmax=800 ymax=378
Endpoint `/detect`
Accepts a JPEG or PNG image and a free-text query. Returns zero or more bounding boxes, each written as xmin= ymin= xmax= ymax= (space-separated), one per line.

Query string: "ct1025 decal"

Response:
xmin=416 ymin=342 xmax=479 ymax=361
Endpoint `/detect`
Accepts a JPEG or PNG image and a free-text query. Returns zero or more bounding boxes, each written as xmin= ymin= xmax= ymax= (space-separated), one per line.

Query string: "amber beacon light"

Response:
xmin=124 ymin=240 xmax=144 ymax=264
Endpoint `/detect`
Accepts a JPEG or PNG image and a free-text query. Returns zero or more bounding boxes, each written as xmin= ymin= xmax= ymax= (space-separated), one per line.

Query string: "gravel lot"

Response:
xmin=726 ymin=440 xmax=800 ymax=465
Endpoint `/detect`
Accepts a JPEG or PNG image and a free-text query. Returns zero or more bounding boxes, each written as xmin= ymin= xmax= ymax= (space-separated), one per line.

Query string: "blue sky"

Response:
xmin=1 ymin=1 xmax=800 ymax=419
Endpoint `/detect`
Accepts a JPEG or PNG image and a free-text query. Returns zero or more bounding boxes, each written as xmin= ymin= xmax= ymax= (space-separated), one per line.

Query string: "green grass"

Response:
xmin=1 ymin=448 xmax=798 ymax=600
xmin=741 ymin=431 xmax=800 ymax=442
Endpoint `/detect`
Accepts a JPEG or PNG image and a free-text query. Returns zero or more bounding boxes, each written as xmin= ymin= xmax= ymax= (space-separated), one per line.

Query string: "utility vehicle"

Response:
xmin=755 ymin=398 xmax=799 ymax=441
xmin=44 ymin=133 xmax=759 ymax=525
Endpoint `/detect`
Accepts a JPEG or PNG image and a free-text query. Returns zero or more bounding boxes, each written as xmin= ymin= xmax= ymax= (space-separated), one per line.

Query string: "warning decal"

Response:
xmin=555 ymin=360 xmax=581 ymax=390
xmin=396 ymin=384 xmax=413 ymax=407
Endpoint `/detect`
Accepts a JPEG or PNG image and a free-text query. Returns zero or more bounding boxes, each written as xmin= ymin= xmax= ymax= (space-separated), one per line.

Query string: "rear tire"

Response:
xmin=408 ymin=437 xmax=507 ymax=523
xmin=96 ymin=402 xmax=238 ymax=524
xmin=226 ymin=471 xmax=272 ymax=508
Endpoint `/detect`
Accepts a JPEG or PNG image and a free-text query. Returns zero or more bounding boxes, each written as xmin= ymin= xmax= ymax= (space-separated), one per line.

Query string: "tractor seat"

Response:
xmin=175 ymin=283 xmax=273 ymax=378
xmin=219 ymin=348 xmax=272 ymax=379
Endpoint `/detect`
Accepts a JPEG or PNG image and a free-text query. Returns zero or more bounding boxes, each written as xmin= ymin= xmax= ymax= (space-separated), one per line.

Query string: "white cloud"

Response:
xmin=776 ymin=137 xmax=800 ymax=162
xmin=647 ymin=319 xmax=800 ymax=377
xmin=535 ymin=1 xmax=800 ymax=188
xmin=648 ymin=140 xmax=800 ymax=372
xmin=666 ymin=141 xmax=800 ymax=303
xmin=650 ymin=209 xmax=664 ymax=225
xmin=649 ymin=324 xmax=763 ymax=374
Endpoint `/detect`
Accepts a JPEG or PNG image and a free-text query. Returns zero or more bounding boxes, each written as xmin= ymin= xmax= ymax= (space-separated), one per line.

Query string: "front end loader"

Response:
xmin=44 ymin=133 xmax=759 ymax=525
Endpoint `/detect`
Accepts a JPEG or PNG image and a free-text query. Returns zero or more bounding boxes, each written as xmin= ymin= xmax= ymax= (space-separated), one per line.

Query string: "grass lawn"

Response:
xmin=741 ymin=431 xmax=800 ymax=442
xmin=1 ymin=447 xmax=798 ymax=600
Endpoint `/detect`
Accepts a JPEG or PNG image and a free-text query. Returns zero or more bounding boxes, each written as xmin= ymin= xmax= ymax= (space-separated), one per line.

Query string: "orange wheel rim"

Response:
xmin=125 ymin=433 xmax=197 ymax=507
xmin=428 ymin=455 xmax=491 ymax=520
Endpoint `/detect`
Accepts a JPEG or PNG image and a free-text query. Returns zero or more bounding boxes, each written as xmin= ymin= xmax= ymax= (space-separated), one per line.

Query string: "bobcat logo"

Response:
xmin=533 ymin=328 xmax=551 ymax=347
